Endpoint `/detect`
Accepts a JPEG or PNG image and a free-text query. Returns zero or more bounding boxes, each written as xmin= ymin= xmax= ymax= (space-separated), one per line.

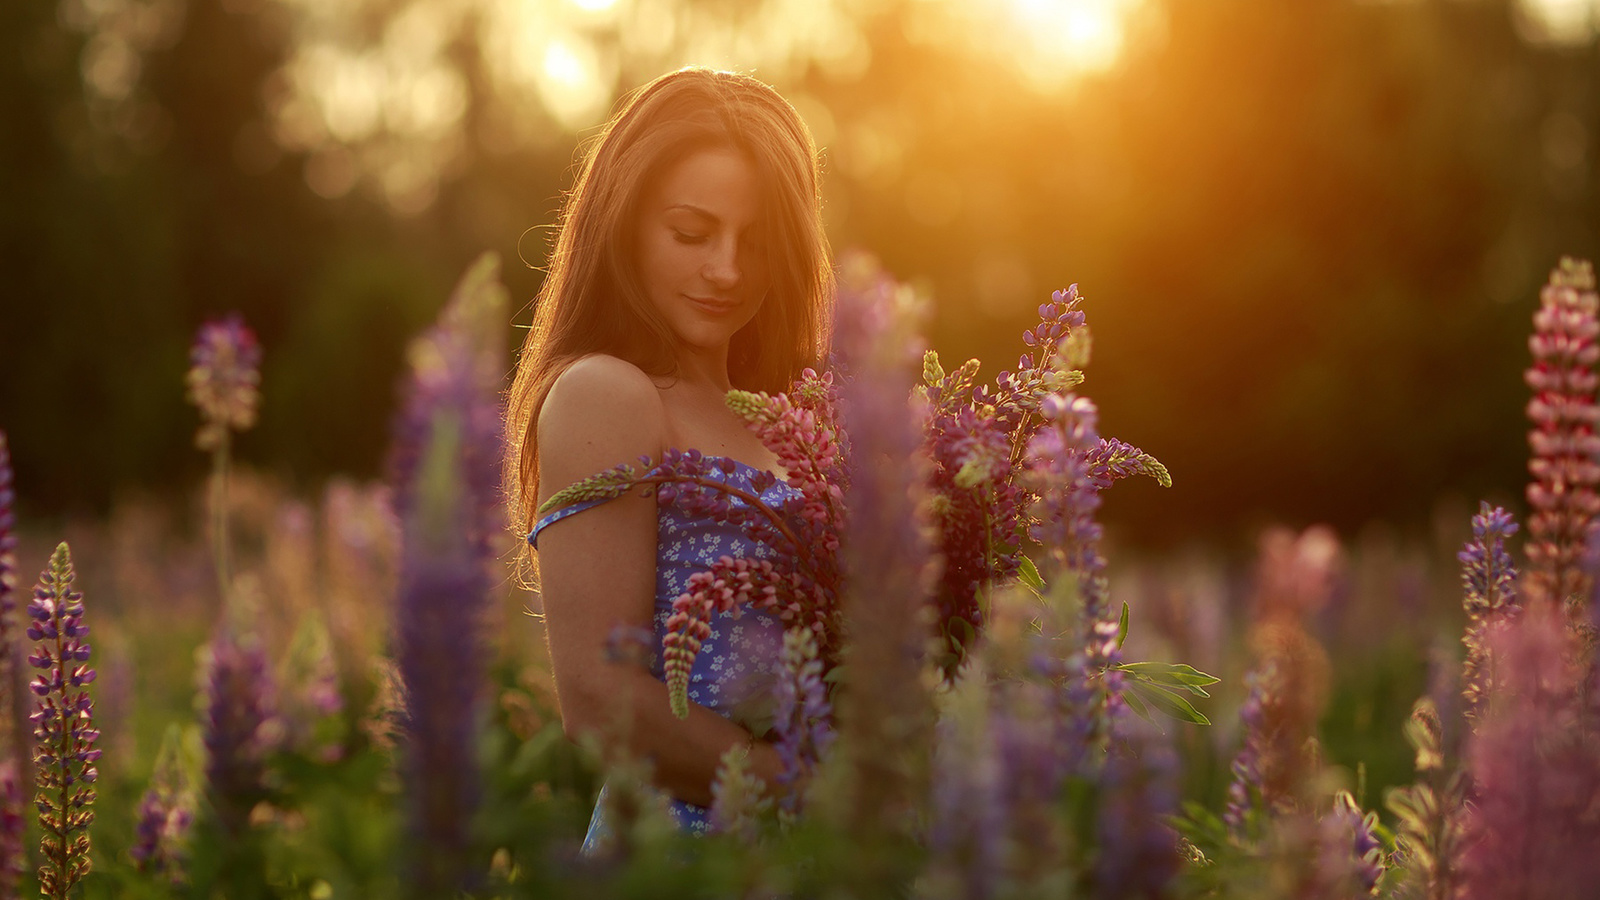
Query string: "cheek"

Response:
xmin=637 ymin=232 xmax=689 ymax=294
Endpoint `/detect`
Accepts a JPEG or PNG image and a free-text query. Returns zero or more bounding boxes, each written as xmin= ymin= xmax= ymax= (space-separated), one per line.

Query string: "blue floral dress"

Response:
xmin=530 ymin=456 xmax=799 ymax=851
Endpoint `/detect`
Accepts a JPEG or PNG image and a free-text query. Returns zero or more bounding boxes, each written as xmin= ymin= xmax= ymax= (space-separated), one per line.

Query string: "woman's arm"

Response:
xmin=534 ymin=354 xmax=781 ymax=808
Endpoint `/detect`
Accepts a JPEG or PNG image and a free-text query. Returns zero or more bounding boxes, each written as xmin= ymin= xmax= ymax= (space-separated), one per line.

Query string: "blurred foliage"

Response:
xmin=1 ymin=0 xmax=1596 ymax=546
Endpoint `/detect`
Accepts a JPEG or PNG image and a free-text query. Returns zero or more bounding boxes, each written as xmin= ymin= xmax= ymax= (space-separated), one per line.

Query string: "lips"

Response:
xmin=687 ymin=294 xmax=741 ymax=315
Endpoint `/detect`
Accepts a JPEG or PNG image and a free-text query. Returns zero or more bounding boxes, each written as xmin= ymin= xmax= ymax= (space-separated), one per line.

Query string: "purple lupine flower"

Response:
xmin=1223 ymin=662 xmax=1275 ymax=838
xmin=27 ymin=542 xmax=99 ymax=898
xmin=1459 ymin=604 xmax=1600 ymax=900
xmin=1022 ymin=392 xmax=1125 ymax=761
xmin=1459 ymin=503 xmax=1520 ymax=724
xmin=1524 ymin=257 xmax=1600 ymax=624
xmin=1093 ymin=719 xmax=1181 ymax=900
xmin=186 ymin=314 xmax=262 ymax=452
xmin=926 ymin=675 xmax=1008 ymax=899
xmin=995 ymin=676 xmax=1075 ymax=880
xmin=199 ymin=625 xmax=276 ymax=837
xmin=0 ymin=430 xmax=23 ymax=898
xmin=279 ymin=615 xmax=344 ymax=762
xmin=0 ymin=758 xmax=22 ymax=900
xmin=1302 ymin=791 xmax=1387 ymax=898
xmin=388 ymin=254 xmax=507 ymax=894
xmin=771 ymin=626 xmax=834 ymax=818
xmin=129 ymin=780 xmax=192 ymax=884
xmin=832 ymin=258 xmax=937 ymax=841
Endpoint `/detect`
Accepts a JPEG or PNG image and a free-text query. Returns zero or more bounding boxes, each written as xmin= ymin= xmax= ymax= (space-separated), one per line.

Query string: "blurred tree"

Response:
xmin=0 ymin=0 xmax=1595 ymax=548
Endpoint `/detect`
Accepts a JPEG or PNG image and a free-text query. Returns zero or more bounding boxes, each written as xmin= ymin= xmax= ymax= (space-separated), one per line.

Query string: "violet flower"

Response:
xmin=186 ymin=314 xmax=262 ymax=602
xmin=26 ymin=542 xmax=99 ymax=899
xmin=832 ymin=258 xmax=937 ymax=841
xmin=1459 ymin=503 xmax=1520 ymax=724
xmin=1459 ymin=605 xmax=1600 ymax=900
xmin=1524 ymin=257 xmax=1600 ymax=623
xmin=1309 ymin=792 xmax=1385 ymax=897
xmin=1022 ymin=393 xmax=1124 ymax=758
xmin=129 ymin=767 xmax=192 ymax=885
xmin=0 ymin=759 xmax=21 ymax=900
xmin=388 ymin=254 xmax=507 ymax=895
xmin=0 ymin=432 xmax=21 ymax=837
xmin=1093 ymin=721 xmax=1181 ymax=900
xmin=186 ymin=314 xmax=262 ymax=452
xmin=1222 ymin=662 xmax=1275 ymax=838
xmin=771 ymin=626 xmax=834 ymax=817
xmin=199 ymin=625 xmax=276 ymax=837
xmin=926 ymin=676 xmax=1007 ymax=900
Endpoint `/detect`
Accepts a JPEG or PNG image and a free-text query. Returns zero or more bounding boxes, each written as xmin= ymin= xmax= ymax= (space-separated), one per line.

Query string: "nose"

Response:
xmin=703 ymin=236 xmax=741 ymax=291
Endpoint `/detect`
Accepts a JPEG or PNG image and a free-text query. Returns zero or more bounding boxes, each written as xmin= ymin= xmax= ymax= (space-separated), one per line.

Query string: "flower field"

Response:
xmin=2 ymin=254 xmax=1598 ymax=899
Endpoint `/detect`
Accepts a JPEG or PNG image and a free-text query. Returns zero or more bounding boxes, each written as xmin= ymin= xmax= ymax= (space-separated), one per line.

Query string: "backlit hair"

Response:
xmin=503 ymin=67 xmax=833 ymax=564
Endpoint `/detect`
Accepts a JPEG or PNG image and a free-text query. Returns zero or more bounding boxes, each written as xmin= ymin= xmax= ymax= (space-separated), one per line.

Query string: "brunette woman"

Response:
xmin=503 ymin=68 xmax=832 ymax=848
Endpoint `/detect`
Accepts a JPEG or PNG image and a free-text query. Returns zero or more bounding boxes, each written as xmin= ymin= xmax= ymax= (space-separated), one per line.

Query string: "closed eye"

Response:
xmin=673 ymin=229 xmax=708 ymax=245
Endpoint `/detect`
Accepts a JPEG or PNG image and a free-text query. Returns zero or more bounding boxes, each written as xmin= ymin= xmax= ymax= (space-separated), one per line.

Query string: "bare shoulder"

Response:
xmin=537 ymin=355 xmax=666 ymax=494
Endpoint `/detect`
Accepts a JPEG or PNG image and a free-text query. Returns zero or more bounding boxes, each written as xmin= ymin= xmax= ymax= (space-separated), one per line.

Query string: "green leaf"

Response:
xmin=1121 ymin=686 xmax=1157 ymax=726
xmin=1126 ymin=681 xmax=1211 ymax=725
xmin=1116 ymin=601 xmax=1130 ymax=649
xmin=1117 ymin=661 xmax=1221 ymax=697
xmin=1018 ymin=556 xmax=1045 ymax=593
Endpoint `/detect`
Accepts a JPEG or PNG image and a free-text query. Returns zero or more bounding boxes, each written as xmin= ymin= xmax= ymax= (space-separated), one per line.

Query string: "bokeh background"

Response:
xmin=3 ymin=0 xmax=1598 ymax=548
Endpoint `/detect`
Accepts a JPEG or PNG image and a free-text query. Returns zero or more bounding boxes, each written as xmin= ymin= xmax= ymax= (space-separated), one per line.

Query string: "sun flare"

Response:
xmin=1001 ymin=0 xmax=1133 ymax=74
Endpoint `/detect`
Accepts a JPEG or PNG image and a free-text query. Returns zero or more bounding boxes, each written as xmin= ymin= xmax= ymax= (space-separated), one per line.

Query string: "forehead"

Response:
xmin=645 ymin=146 xmax=763 ymax=226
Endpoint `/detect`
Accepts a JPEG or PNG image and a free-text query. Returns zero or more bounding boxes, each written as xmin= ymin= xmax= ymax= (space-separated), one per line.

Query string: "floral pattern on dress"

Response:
xmin=531 ymin=456 xmax=800 ymax=851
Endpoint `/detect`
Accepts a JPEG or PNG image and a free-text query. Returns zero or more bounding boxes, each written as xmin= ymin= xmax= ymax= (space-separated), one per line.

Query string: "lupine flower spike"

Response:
xmin=200 ymin=625 xmax=276 ymax=837
xmin=708 ymin=744 xmax=770 ymax=843
xmin=186 ymin=314 xmax=262 ymax=601
xmin=0 ymin=431 xmax=23 ymax=898
xmin=389 ymin=254 xmax=507 ymax=895
xmin=129 ymin=727 xmax=193 ymax=883
xmin=27 ymin=542 xmax=99 ymax=899
xmin=1525 ymin=257 xmax=1600 ymax=628
xmin=1023 ymin=392 xmax=1125 ymax=760
xmin=1459 ymin=503 xmax=1520 ymax=724
xmin=771 ymin=625 xmax=835 ymax=818
xmin=1460 ymin=605 xmax=1600 ymax=899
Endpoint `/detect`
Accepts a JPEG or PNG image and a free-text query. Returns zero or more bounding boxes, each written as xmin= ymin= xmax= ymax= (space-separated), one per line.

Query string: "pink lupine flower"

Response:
xmin=1524 ymin=257 xmax=1600 ymax=625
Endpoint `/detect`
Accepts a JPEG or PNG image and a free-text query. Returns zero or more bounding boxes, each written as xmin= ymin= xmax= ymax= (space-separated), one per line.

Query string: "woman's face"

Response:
xmin=634 ymin=145 xmax=771 ymax=360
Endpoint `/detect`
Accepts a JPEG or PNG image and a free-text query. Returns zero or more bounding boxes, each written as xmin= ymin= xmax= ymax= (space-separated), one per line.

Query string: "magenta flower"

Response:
xmin=26 ymin=542 xmax=99 ymax=899
xmin=1524 ymin=257 xmax=1600 ymax=623
xmin=186 ymin=314 xmax=262 ymax=451
xmin=1459 ymin=605 xmax=1600 ymax=899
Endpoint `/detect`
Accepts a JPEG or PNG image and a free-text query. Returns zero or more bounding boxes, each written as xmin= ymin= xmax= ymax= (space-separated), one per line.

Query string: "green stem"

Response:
xmin=211 ymin=432 xmax=231 ymax=606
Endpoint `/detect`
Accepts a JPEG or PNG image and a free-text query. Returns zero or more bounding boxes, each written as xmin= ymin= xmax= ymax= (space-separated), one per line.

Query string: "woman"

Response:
xmin=503 ymin=68 xmax=833 ymax=847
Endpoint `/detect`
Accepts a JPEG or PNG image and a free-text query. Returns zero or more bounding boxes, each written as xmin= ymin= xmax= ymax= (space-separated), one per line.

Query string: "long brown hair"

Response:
xmin=504 ymin=67 xmax=833 ymax=562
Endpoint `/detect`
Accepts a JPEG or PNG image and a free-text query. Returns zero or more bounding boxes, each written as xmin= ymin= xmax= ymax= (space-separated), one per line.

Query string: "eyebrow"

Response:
xmin=665 ymin=204 xmax=718 ymax=221
xmin=664 ymin=204 xmax=763 ymax=236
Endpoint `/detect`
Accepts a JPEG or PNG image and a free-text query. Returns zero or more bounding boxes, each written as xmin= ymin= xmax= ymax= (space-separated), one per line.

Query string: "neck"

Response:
xmin=672 ymin=343 xmax=734 ymax=393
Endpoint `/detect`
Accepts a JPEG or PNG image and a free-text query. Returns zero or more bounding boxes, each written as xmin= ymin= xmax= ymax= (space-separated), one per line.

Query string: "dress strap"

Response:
xmin=529 ymin=497 xmax=613 ymax=549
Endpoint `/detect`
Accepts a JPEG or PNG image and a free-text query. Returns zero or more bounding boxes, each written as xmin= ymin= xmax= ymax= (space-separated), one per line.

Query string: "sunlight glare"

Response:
xmin=1003 ymin=0 xmax=1128 ymax=75
xmin=569 ymin=0 xmax=619 ymax=10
